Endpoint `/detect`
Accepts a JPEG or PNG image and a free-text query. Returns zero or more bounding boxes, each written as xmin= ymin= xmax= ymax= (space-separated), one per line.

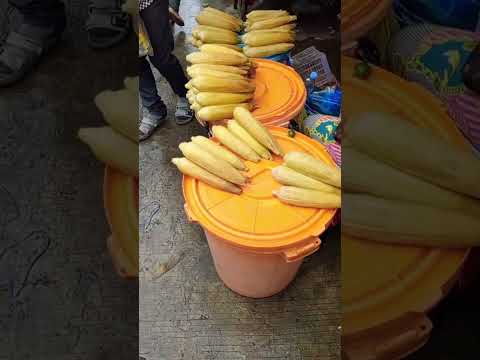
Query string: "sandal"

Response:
xmin=0 ymin=23 xmax=64 ymax=87
xmin=86 ymin=0 xmax=131 ymax=49
xmin=175 ymin=97 xmax=194 ymax=125
xmin=139 ymin=110 xmax=167 ymax=141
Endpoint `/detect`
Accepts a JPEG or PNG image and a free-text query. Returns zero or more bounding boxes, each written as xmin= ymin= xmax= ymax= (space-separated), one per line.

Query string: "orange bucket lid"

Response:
xmin=342 ymin=56 xmax=469 ymax=335
xmin=251 ymin=59 xmax=307 ymax=127
xmin=183 ymin=127 xmax=337 ymax=260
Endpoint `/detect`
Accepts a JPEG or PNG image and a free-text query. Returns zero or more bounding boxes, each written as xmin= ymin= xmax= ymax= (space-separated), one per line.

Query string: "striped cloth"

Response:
xmin=326 ymin=143 xmax=342 ymax=167
xmin=447 ymin=91 xmax=480 ymax=152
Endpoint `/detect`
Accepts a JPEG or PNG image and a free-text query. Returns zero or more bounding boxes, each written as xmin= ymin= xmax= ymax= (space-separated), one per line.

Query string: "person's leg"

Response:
xmin=0 ymin=0 xmax=66 ymax=87
xmin=140 ymin=57 xmax=167 ymax=119
xmin=140 ymin=0 xmax=192 ymax=125
xmin=139 ymin=56 xmax=167 ymax=141
xmin=168 ymin=0 xmax=181 ymax=13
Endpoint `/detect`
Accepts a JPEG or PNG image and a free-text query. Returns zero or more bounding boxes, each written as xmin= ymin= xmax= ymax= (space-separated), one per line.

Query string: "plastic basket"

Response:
xmin=291 ymin=46 xmax=336 ymax=87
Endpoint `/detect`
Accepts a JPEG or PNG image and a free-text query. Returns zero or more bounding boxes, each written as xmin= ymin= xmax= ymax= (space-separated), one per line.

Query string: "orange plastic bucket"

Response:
xmin=341 ymin=0 xmax=393 ymax=50
xmin=182 ymin=127 xmax=337 ymax=298
xmin=342 ymin=56 xmax=469 ymax=358
xmin=251 ymin=59 xmax=307 ymax=127
xmin=103 ymin=166 xmax=139 ymax=277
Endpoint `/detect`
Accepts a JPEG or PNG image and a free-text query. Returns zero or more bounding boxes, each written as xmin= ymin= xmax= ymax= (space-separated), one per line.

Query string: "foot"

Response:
xmin=86 ymin=0 xmax=131 ymax=49
xmin=0 ymin=22 xmax=64 ymax=87
xmin=175 ymin=97 xmax=194 ymax=125
xmin=169 ymin=7 xmax=185 ymax=27
xmin=139 ymin=107 xmax=167 ymax=141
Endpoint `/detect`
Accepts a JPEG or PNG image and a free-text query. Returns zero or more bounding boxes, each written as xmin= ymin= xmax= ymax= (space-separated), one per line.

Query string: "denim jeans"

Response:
xmin=140 ymin=57 xmax=167 ymax=120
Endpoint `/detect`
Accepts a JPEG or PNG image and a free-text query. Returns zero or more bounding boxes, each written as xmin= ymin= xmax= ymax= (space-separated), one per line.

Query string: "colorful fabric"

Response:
xmin=302 ymin=114 xmax=340 ymax=145
xmin=388 ymin=24 xmax=480 ymax=150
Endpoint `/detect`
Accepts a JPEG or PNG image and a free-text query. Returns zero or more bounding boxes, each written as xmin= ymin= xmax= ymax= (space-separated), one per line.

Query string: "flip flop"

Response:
xmin=0 ymin=22 xmax=65 ymax=87
xmin=86 ymin=0 xmax=131 ymax=49
xmin=139 ymin=110 xmax=167 ymax=141
xmin=175 ymin=97 xmax=194 ymax=125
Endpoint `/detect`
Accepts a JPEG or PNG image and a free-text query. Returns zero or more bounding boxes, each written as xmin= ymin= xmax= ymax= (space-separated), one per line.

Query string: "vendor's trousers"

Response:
xmin=140 ymin=0 xmax=188 ymax=118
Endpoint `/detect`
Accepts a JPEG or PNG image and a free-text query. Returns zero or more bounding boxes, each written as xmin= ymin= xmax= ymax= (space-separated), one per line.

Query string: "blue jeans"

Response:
xmin=140 ymin=57 xmax=167 ymax=120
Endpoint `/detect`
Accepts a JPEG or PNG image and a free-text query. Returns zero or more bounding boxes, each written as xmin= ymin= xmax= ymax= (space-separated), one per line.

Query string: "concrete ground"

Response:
xmin=139 ymin=1 xmax=341 ymax=359
xmin=0 ymin=2 xmax=137 ymax=359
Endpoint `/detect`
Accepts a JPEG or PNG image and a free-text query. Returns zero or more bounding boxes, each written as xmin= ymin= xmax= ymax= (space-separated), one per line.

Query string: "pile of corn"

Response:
xmin=78 ymin=77 xmax=139 ymax=178
xmin=242 ymin=10 xmax=297 ymax=58
xmin=172 ymin=107 xmax=283 ymax=194
xmin=185 ymin=44 xmax=257 ymax=123
xmin=173 ymin=107 xmax=341 ymax=210
xmin=272 ymin=152 xmax=341 ymax=208
xmin=342 ymin=112 xmax=480 ymax=248
xmin=189 ymin=7 xmax=242 ymax=50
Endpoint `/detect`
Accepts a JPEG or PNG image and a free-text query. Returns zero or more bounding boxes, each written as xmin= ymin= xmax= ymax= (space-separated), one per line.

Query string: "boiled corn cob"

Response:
xmin=94 ymin=90 xmax=138 ymax=142
xmin=187 ymin=68 xmax=247 ymax=81
xmin=246 ymin=10 xmax=289 ymax=22
xmin=190 ymin=102 xmax=202 ymax=112
xmin=343 ymin=193 xmax=480 ymax=248
xmin=178 ymin=142 xmax=246 ymax=185
xmin=284 ymin=152 xmax=341 ymax=188
xmin=123 ymin=76 xmax=139 ymax=95
xmin=191 ymin=136 xmax=246 ymax=171
xmin=250 ymin=24 xmax=296 ymax=32
xmin=78 ymin=127 xmax=138 ymax=177
xmin=172 ymin=157 xmax=241 ymax=194
xmin=243 ymin=43 xmax=295 ymax=58
xmin=204 ymin=7 xmax=242 ymax=27
xmin=187 ymin=51 xmax=248 ymax=66
xmin=272 ymin=166 xmax=340 ymax=194
xmin=188 ymin=64 xmax=248 ymax=75
xmin=193 ymin=29 xmax=239 ymax=45
xmin=346 ymin=112 xmax=480 ymax=199
xmin=199 ymin=44 xmax=247 ymax=59
xmin=197 ymin=103 xmax=252 ymax=122
xmin=195 ymin=92 xmax=254 ymax=107
xmin=227 ymin=120 xmax=271 ymax=160
xmin=344 ymin=147 xmax=480 ymax=216
xmin=192 ymin=76 xmax=255 ymax=93
xmin=233 ymin=107 xmax=283 ymax=156
xmin=246 ymin=15 xmax=297 ymax=31
xmin=202 ymin=7 xmax=242 ymax=29
xmin=212 ymin=126 xmax=261 ymax=162
xmin=273 ymin=186 xmax=341 ymax=208
xmin=242 ymin=31 xmax=295 ymax=47
xmin=193 ymin=25 xmax=239 ymax=37
xmin=196 ymin=11 xmax=241 ymax=32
